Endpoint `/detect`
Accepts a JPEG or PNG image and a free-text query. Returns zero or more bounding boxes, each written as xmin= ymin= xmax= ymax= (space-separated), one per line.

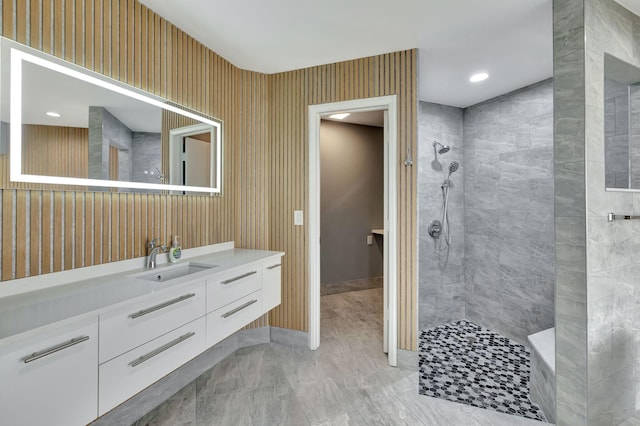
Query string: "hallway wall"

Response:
xmin=320 ymin=120 xmax=384 ymax=286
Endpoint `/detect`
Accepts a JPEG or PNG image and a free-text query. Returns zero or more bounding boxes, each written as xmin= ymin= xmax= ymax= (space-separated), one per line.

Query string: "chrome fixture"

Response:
xmin=608 ymin=213 xmax=640 ymax=221
xmin=143 ymin=167 xmax=167 ymax=182
xmin=433 ymin=141 xmax=451 ymax=156
xmin=428 ymin=219 xmax=442 ymax=239
xmin=404 ymin=146 xmax=413 ymax=166
xmin=438 ymin=161 xmax=460 ymax=245
xmin=448 ymin=161 xmax=459 ymax=177
xmin=430 ymin=158 xmax=460 ymax=270
xmin=147 ymin=238 xmax=168 ymax=269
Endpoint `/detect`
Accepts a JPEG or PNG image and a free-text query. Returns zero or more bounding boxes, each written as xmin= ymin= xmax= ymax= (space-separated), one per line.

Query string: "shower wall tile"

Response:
xmin=583 ymin=0 xmax=640 ymax=423
xmin=417 ymin=102 xmax=465 ymax=331
xmin=463 ymin=79 xmax=554 ymax=344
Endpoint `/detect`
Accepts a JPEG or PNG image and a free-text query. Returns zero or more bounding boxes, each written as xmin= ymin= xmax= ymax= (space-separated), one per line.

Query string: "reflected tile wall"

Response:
xmin=463 ymin=80 xmax=555 ymax=344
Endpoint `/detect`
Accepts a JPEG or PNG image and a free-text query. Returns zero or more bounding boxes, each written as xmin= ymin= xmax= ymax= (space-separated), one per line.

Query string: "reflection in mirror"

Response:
xmin=0 ymin=37 xmax=222 ymax=194
xmin=604 ymin=54 xmax=640 ymax=190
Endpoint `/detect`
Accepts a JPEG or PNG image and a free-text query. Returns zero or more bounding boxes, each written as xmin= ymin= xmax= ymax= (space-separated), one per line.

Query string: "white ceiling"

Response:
xmin=140 ymin=0 xmax=553 ymax=108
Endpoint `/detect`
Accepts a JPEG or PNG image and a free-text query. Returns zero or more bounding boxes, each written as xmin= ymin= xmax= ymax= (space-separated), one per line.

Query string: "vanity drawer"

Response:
xmin=262 ymin=257 xmax=283 ymax=312
xmin=98 ymin=317 xmax=206 ymax=416
xmin=207 ymin=263 xmax=262 ymax=312
xmin=0 ymin=316 xmax=98 ymax=426
xmin=207 ymin=291 xmax=263 ymax=346
xmin=99 ymin=282 xmax=206 ymax=363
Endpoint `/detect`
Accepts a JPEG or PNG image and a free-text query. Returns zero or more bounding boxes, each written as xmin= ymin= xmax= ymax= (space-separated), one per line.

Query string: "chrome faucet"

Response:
xmin=147 ymin=238 xmax=167 ymax=269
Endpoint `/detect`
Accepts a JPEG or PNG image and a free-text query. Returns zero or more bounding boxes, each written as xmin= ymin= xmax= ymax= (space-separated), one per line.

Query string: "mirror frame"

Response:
xmin=3 ymin=38 xmax=223 ymax=194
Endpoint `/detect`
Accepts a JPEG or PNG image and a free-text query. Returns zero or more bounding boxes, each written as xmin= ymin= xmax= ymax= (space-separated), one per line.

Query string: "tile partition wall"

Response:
xmin=417 ymin=102 xmax=465 ymax=330
xmin=0 ymin=2 xmax=418 ymax=350
xmin=584 ymin=0 xmax=640 ymax=424
xmin=554 ymin=0 xmax=640 ymax=424
xmin=553 ymin=0 xmax=588 ymax=424
xmin=463 ymin=80 xmax=555 ymax=344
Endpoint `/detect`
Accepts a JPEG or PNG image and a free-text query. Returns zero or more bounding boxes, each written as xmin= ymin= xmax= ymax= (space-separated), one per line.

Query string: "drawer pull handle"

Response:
xmin=129 ymin=332 xmax=195 ymax=367
xmin=129 ymin=293 xmax=196 ymax=319
xmin=267 ymin=264 xmax=281 ymax=270
xmin=221 ymin=299 xmax=258 ymax=318
xmin=23 ymin=336 xmax=90 ymax=364
xmin=221 ymin=271 xmax=257 ymax=285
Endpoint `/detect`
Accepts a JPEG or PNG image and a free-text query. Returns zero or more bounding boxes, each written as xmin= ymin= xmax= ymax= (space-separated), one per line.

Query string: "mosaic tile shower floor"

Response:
xmin=419 ymin=319 xmax=546 ymax=422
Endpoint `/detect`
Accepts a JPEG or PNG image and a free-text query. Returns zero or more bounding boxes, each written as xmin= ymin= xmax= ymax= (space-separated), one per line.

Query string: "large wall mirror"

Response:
xmin=604 ymin=53 xmax=640 ymax=191
xmin=0 ymin=37 xmax=222 ymax=194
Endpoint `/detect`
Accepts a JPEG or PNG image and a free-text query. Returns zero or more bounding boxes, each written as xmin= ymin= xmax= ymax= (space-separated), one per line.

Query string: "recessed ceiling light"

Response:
xmin=329 ymin=113 xmax=350 ymax=120
xmin=46 ymin=111 xmax=61 ymax=117
xmin=469 ymin=72 xmax=489 ymax=83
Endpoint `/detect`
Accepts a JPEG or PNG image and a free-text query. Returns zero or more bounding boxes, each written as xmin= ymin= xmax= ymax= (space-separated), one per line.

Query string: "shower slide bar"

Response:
xmin=607 ymin=213 xmax=640 ymax=221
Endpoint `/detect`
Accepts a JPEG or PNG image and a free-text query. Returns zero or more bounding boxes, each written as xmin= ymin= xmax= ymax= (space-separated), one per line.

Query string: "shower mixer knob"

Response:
xmin=428 ymin=220 xmax=442 ymax=239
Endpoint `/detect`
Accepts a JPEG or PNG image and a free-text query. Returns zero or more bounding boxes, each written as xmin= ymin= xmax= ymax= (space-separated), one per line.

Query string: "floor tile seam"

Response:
xmin=246 ymin=388 xmax=312 ymax=426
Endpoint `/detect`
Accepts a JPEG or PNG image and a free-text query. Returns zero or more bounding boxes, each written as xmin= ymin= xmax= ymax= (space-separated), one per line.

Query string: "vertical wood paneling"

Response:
xmin=268 ymin=50 xmax=417 ymax=350
xmin=15 ymin=190 xmax=27 ymax=278
xmin=30 ymin=191 xmax=41 ymax=276
xmin=2 ymin=191 xmax=13 ymax=281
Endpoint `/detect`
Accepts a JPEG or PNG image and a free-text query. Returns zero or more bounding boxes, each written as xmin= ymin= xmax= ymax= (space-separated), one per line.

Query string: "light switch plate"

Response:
xmin=367 ymin=235 xmax=373 ymax=245
xmin=294 ymin=210 xmax=304 ymax=226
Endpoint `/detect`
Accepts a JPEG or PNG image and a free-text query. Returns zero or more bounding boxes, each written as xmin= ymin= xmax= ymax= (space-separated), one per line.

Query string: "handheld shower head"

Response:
xmin=448 ymin=161 xmax=459 ymax=177
xmin=433 ymin=141 xmax=450 ymax=155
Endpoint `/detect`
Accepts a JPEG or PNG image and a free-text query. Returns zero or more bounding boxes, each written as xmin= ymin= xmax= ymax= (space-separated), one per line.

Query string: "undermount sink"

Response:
xmin=136 ymin=262 xmax=217 ymax=283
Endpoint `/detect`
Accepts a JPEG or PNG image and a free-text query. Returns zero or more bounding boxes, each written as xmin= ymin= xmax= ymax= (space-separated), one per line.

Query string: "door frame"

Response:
xmin=308 ymin=95 xmax=398 ymax=366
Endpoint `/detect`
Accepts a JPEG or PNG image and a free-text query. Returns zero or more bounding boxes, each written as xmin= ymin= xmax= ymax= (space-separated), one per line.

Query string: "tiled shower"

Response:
xmin=417 ymin=79 xmax=554 ymax=421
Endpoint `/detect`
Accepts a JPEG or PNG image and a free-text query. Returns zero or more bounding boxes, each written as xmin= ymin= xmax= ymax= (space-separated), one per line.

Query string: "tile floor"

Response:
xmin=419 ymin=320 xmax=545 ymax=421
xmin=132 ymin=289 xmax=550 ymax=425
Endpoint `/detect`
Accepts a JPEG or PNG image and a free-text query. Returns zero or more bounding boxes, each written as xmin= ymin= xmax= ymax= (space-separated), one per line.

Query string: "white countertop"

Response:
xmin=0 ymin=246 xmax=283 ymax=341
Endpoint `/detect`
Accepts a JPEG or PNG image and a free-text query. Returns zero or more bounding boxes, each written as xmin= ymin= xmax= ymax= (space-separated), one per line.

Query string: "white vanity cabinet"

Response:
xmin=207 ymin=291 xmax=264 ymax=345
xmin=206 ymin=263 xmax=262 ymax=312
xmin=0 ymin=316 xmax=99 ymax=426
xmin=99 ymin=280 xmax=206 ymax=363
xmin=262 ymin=258 xmax=283 ymax=312
xmin=98 ymin=317 xmax=206 ymax=415
xmin=0 ymin=247 xmax=284 ymax=425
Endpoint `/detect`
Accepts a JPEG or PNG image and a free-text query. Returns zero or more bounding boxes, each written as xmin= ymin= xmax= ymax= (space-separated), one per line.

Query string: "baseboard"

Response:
xmin=321 ymin=276 xmax=383 ymax=296
xmin=270 ymin=326 xmax=309 ymax=348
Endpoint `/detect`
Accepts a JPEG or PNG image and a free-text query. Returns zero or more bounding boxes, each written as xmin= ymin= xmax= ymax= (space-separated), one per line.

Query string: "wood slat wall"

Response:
xmin=268 ymin=52 xmax=418 ymax=350
xmin=0 ymin=1 xmax=417 ymax=346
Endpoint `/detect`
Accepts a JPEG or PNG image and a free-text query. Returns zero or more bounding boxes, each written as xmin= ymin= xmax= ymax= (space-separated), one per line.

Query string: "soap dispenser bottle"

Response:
xmin=169 ymin=236 xmax=182 ymax=263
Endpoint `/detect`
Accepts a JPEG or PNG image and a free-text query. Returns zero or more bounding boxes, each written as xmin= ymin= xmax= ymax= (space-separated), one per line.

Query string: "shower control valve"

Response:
xmin=428 ymin=220 xmax=442 ymax=239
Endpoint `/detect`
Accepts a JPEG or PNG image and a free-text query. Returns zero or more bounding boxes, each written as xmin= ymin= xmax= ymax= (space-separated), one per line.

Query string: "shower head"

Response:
xmin=448 ymin=161 xmax=459 ymax=176
xmin=433 ymin=141 xmax=450 ymax=155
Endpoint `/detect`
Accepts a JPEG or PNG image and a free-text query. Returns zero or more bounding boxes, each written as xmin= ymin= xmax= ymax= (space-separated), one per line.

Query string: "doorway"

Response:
xmin=308 ymin=95 xmax=398 ymax=366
